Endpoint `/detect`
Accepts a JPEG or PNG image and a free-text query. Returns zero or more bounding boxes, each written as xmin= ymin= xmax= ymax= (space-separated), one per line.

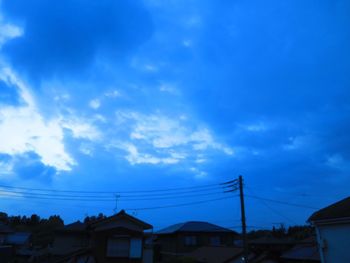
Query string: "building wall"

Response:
xmin=157 ymin=232 xmax=236 ymax=254
xmin=52 ymin=232 xmax=89 ymax=253
xmin=91 ymin=228 xmax=146 ymax=263
xmin=316 ymin=223 xmax=350 ymax=263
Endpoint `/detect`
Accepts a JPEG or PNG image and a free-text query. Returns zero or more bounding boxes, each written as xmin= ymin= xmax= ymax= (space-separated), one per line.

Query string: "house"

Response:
xmin=280 ymin=237 xmax=320 ymax=263
xmin=308 ymin=196 xmax=350 ymax=263
xmin=5 ymin=232 xmax=31 ymax=247
xmin=248 ymin=236 xmax=296 ymax=262
xmin=154 ymin=221 xmax=237 ymax=261
xmin=0 ymin=222 xmax=13 ymax=244
xmin=184 ymin=246 xmax=243 ymax=263
xmin=0 ymin=225 xmax=32 ymax=263
xmin=51 ymin=210 xmax=153 ymax=263
xmin=51 ymin=220 xmax=89 ymax=257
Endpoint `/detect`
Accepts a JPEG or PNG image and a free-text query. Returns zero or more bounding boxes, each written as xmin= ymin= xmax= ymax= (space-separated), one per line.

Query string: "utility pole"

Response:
xmin=239 ymin=175 xmax=249 ymax=262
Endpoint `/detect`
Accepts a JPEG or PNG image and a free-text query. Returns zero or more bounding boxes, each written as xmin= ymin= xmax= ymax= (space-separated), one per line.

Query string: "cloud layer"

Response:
xmin=1 ymin=0 xmax=153 ymax=79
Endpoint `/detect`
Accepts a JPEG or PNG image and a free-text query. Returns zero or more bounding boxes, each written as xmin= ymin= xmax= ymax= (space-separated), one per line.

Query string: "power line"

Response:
xmin=246 ymin=188 xmax=297 ymax=224
xmin=0 ymin=187 xmax=231 ymax=199
xmin=0 ymin=180 xmax=237 ymax=195
xmin=0 ymin=190 xmax=235 ymax=202
xmin=245 ymin=194 xmax=319 ymax=210
xmin=124 ymin=196 xmax=236 ymax=211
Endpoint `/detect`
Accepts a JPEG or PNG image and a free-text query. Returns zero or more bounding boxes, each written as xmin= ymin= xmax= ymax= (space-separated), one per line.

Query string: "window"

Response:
xmin=106 ymin=237 xmax=129 ymax=257
xmin=130 ymin=238 xmax=142 ymax=258
xmin=210 ymin=236 xmax=221 ymax=246
xmin=106 ymin=236 xmax=143 ymax=258
xmin=184 ymin=236 xmax=197 ymax=246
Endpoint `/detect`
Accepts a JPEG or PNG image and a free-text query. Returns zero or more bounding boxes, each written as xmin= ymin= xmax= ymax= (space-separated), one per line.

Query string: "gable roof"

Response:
xmin=58 ymin=221 xmax=87 ymax=233
xmin=89 ymin=210 xmax=152 ymax=230
xmin=308 ymin=196 xmax=350 ymax=222
xmin=156 ymin=221 xmax=236 ymax=234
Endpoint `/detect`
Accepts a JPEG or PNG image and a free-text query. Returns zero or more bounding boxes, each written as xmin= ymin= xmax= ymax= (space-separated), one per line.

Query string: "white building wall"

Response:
xmin=316 ymin=223 xmax=350 ymax=263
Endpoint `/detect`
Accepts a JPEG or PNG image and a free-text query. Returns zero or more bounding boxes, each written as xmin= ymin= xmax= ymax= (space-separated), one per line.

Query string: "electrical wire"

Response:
xmin=124 ymin=196 xmax=236 ymax=211
xmin=0 ymin=186 xmax=234 ymax=199
xmin=245 ymin=194 xmax=319 ymax=210
xmin=0 ymin=180 xmax=238 ymax=194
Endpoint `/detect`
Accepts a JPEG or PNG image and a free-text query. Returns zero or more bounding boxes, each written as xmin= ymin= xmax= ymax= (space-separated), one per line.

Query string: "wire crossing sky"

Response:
xmin=0 ymin=0 xmax=349 ymax=229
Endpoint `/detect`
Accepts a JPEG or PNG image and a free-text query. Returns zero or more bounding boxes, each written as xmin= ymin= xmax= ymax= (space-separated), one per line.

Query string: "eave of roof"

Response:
xmin=308 ymin=196 xmax=350 ymax=223
xmin=156 ymin=221 xmax=236 ymax=234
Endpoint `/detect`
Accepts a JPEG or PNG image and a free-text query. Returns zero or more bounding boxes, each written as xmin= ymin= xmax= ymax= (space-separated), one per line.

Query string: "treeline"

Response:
xmin=0 ymin=212 xmax=64 ymax=247
xmin=0 ymin=212 xmax=110 ymax=247
xmin=248 ymin=224 xmax=314 ymax=240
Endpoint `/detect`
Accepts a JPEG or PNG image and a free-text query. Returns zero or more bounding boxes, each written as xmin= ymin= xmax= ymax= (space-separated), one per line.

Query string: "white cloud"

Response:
xmin=182 ymin=39 xmax=192 ymax=47
xmin=104 ymin=90 xmax=121 ymax=98
xmin=0 ymin=67 xmax=101 ymax=172
xmin=122 ymin=143 xmax=179 ymax=165
xmin=0 ymin=18 xmax=22 ymax=46
xmin=190 ymin=167 xmax=208 ymax=179
xmin=0 ymin=160 xmax=13 ymax=176
xmin=61 ymin=117 xmax=101 ymax=141
xmin=79 ymin=143 xmax=94 ymax=156
xmin=241 ymin=122 xmax=267 ymax=132
xmin=184 ymin=15 xmax=202 ymax=28
xmin=89 ymin=99 xmax=101 ymax=109
xmin=144 ymin=64 xmax=158 ymax=72
xmin=113 ymin=110 xmax=233 ymax=166
xmin=159 ymin=83 xmax=179 ymax=95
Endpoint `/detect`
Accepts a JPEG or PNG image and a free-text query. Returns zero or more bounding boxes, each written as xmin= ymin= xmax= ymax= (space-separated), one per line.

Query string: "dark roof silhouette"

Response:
xmin=89 ymin=210 xmax=152 ymax=230
xmin=0 ymin=223 xmax=13 ymax=233
xmin=187 ymin=247 xmax=243 ymax=263
xmin=156 ymin=221 xmax=235 ymax=234
xmin=281 ymin=243 xmax=320 ymax=261
xmin=308 ymin=196 xmax=350 ymax=222
xmin=58 ymin=221 xmax=87 ymax=233
xmin=249 ymin=236 xmax=296 ymax=245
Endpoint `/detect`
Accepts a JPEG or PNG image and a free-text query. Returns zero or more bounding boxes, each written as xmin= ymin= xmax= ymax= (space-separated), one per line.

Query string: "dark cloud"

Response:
xmin=12 ymin=152 xmax=56 ymax=182
xmin=1 ymin=0 xmax=153 ymax=80
xmin=149 ymin=0 xmax=350 ymax=206
xmin=184 ymin=0 xmax=350 ymax=125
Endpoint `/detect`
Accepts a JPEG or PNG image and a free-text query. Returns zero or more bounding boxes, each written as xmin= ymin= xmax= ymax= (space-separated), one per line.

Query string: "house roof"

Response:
xmin=5 ymin=232 xmax=31 ymax=245
xmin=249 ymin=236 xmax=296 ymax=245
xmin=89 ymin=210 xmax=152 ymax=230
xmin=281 ymin=243 xmax=320 ymax=261
xmin=0 ymin=223 xmax=13 ymax=233
xmin=308 ymin=196 xmax=350 ymax=222
xmin=186 ymin=247 xmax=243 ymax=263
xmin=57 ymin=221 xmax=87 ymax=233
xmin=156 ymin=221 xmax=236 ymax=234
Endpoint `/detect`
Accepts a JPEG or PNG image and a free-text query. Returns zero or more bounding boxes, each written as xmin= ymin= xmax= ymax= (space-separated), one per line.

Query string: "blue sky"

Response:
xmin=0 ymin=0 xmax=349 ymax=230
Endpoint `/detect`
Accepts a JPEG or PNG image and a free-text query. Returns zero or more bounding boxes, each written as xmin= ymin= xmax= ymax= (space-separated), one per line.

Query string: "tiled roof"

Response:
xmin=308 ymin=196 xmax=350 ymax=222
xmin=156 ymin=221 xmax=235 ymax=234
